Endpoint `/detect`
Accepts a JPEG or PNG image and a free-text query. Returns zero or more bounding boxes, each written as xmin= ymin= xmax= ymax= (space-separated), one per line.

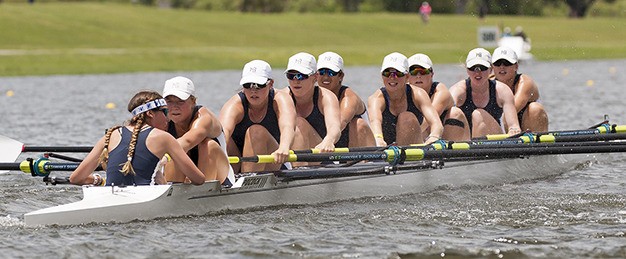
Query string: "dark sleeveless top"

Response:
xmin=167 ymin=105 xmax=207 ymax=165
xmin=381 ymin=85 xmax=424 ymax=145
xmin=232 ymin=89 xmax=281 ymax=153
xmin=335 ymin=85 xmax=367 ymax=148
xmin=290 ymin=86 xmax=327 ymax=138
xmin=427 ymin=81 xmax=449 ymax=122
xmin=511 ymin=73 xmax=532 ymax=122
xmin=106 ymin=127 xmax=160 ymax=186
xmin=459 ymin=79 xmax=503 ymax=130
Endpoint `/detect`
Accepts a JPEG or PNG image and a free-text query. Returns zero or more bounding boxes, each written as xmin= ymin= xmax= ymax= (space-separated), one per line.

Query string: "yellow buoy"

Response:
xmin=6 ymin=90 xmax=14 ymax=97
xmin=105 ymin=102 xmax=116 ymax=109
xmin=586 ymin=80 xmax=594 ymax=87
xmin=562 ymin=68 xmax=569 ymax=76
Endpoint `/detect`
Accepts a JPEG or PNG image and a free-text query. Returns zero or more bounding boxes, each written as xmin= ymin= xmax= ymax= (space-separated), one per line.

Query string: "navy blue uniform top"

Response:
xmin=290 ymin=86 xmax=327 ymax=138
xmin=380 ymin=85 xmax=424 ymax=145
xmin=232 ymin=88 xmax=281 ymax=153
xmin=106 ymin=127 xmax=160 ymax=186
xmin=459 ymin=79 xmax=503 ymax=131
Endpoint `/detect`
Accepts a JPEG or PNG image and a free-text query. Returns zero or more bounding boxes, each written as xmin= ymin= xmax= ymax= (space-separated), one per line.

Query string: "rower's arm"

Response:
xmin=448 ymin=80 xmax=466 ymax=107
xmin=338 ymin=89 xmax=364 ymax=131
xmin=413 ymin=86 xmax=443 ymax=142
xmin=160 ymin=132 xmax=205 ymax=185
xmin=274 ymin=90 xmax=297 ymax=156
xmin=431 ymin=83 xmax=454 ymax=116
xmin=218 ymin=95 xmax=245 ymax=144
xmin=513 ymin=74 xmax=538 ymax=112
xmin=496 ymin=81 xmax=521 ymax=135
xmin=367 ymin=90 xmax=387 ymax=146
xmin=178 ymin=108 xmax=222 ymax=152
xmin=317 ymin=87 xmax=341 ymax=152
xmin=69 ymin=136 xmax=106 ymax=185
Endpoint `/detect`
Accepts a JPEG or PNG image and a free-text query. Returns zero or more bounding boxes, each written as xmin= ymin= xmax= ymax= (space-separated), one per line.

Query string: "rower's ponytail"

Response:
xmin=120 ymin=114 xmax=144 ymax=176
xmin=98 ymin=125 xmax=122 ymax=170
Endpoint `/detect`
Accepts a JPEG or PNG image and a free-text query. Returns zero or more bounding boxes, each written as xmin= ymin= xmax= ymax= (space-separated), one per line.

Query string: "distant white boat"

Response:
xmin=498 ymin=36 xmax=533 ymax=61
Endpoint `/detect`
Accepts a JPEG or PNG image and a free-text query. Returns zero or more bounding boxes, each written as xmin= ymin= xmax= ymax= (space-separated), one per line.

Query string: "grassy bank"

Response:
xmin=1 ymin=2 xmax=624 ymax=76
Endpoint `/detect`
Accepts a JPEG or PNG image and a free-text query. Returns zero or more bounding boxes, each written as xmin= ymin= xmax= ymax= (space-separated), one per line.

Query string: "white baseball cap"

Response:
xmin=465 ymin=48 xmax=492 ymax=68
xmin=381 ymin=52 xmax=408 ymax=73
xmin=408 ymin=53 xmax=433 ymax=70
xmin=240 ymin=60 xmax=272 ymax=85
xmin=492 ymin=46 xmax=518 ymax=64
xmin=317 ymin=51 xmax=344 ymax=72
xmin=163 ymin=76 xmax=195 ymax=100
xmin=285 ymin=52 xmax=317 ymax=74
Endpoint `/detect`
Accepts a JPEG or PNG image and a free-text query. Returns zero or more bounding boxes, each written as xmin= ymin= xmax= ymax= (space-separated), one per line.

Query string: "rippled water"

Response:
xmin=1 ymin=59 xmax=625 ymax=258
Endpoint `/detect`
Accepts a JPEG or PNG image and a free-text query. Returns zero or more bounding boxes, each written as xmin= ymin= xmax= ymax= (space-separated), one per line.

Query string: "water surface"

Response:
xmin=1 ymin=59 xmax=625 ymax=258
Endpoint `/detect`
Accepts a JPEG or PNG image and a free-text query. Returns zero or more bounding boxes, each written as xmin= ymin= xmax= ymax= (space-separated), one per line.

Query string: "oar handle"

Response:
xmin=229 ymin=149 xmax=426 ymax=164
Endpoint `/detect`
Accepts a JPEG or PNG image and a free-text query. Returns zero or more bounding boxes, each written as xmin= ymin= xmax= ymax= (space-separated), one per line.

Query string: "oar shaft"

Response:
xmin=231 ymin=142 xmax=626 ymax=164
xmin=476 ymin=124 xmax=626 ymax=140
xmin=22 ymin=146 xmax=93 ymax=153
xmin=423 ymin=144 xmax=626 ymax=160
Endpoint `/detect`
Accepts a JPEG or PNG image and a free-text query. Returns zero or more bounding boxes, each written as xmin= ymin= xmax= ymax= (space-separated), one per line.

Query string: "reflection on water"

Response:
xmin=0 ymin=59 xmax=625 ymax=257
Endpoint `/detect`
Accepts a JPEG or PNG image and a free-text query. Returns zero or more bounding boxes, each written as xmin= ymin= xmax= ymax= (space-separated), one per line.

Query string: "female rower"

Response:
xmin=219 ymin=60 xmax=296 ymax=173
xmin=368 ymin=52 xmax=443 ymax=147
xmin=407 ymin=53 xmax=468 ymax=141
xmin=162 ymin=76 xmax=234 ymax=186
xmin=448 ymin=48 xmax=521 ymax=139
xmin=281 ymin=52 xmax=341 ymax=155
xmin=491 ymin=46 xmax=548 ymax=132
xmin=69 ymin=90 xmax=205 ymax=186
xmin=316 ymin=51 xmax=374 ymax=148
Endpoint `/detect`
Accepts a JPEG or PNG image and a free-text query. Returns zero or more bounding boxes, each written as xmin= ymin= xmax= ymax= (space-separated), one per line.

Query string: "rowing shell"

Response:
xmin=24 ymin=153 xmax=591 ymax=226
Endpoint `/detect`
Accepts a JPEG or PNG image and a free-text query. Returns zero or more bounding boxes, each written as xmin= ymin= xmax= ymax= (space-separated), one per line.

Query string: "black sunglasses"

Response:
xmin=243 ymin=82 xmax=268 ymax=89
xmin=318 ymin=68 xmax=340 ymax=77
xmin=468 ymin=65 xmax=489 ymax=72
xmin=286 ymin=72 xmax=311 ymax=81
xmin=158 ymin=108 xmax=168 ymax=116
xmin=493 ymin=60 xmax=514 ymax=67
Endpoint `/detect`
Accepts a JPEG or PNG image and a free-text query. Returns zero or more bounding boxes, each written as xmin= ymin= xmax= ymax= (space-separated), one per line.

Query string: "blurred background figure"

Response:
xmin=514 ymin=26 xmax=528 ymax=42
xmin=502 ymin=27 xmax=512 ymax=37
xmin=419 ymin=1 xmax=432 ymax=24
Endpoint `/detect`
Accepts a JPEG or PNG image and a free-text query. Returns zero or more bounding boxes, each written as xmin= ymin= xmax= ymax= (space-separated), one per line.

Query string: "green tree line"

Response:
xmin=3 ymin=0 xmax=622 ymax=17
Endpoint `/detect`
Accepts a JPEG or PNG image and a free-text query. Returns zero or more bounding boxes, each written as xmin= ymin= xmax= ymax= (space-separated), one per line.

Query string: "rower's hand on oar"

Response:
xmin=423 ymin=135 xmax=442 ymax=145
xmin=271 ymin=147 xmax=290 ymax=164
xmin=507 ymin=126 xmax=522 ymax=136
xmin=315 ymin=140 xmax=335 ymax=153
xmin=375 ymin=137 xmax=387 ymax=147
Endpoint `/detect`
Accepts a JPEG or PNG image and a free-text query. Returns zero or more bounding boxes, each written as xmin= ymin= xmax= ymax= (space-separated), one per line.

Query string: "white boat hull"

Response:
xmin=24 ymin=154 xmax=590 ymax=226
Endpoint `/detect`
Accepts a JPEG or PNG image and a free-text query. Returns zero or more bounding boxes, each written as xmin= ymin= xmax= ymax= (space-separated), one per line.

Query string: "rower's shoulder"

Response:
xmin=147 ymin=127 xmax=174 ymax=141
xmin=518 ymin=73 xmax=538 ymax=87
xmin=196 ymin=105 xmax=218 ymax=117
xmin=341 ymin=87 xmax=365 ymax=101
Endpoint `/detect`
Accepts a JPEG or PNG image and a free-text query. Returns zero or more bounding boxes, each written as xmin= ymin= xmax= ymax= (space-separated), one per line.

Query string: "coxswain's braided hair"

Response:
xmin=98 ymin=90 xmax=164 ymax=176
